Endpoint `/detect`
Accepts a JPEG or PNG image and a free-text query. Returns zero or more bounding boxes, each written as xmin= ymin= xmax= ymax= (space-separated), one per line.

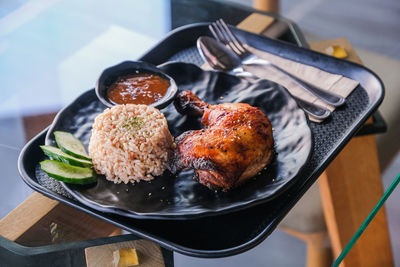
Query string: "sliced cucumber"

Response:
xmin=40 ymin=145 xmax=93 ymax=168
xmin=40 ymin=160 xmax=96 ymax=184
xmin=54 ymin=131 xmax=90 ymax=160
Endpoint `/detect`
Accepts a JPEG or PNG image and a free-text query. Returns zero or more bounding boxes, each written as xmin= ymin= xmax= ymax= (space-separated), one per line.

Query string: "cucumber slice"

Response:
xmin=40 ymin=160 xmax=96 ymax=184
xmin=54 ymin=131 xmax=90 ymax=160
xmin=40 ymin=145 xmax=93 ymax=168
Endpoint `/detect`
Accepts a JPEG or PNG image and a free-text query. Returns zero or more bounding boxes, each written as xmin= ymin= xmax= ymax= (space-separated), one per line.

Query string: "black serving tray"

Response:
xmin=18 ymin=23 xmax=384 ymax=257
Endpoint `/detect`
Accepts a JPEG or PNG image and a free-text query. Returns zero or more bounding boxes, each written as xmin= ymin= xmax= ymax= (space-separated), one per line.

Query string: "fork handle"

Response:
xmin=294 ymin=97 xmax=331 ymax=120
xmin=245 ymin=59 xmax=346 ymax=107
xmin=234 ymin=70 xmax=259 ymax=80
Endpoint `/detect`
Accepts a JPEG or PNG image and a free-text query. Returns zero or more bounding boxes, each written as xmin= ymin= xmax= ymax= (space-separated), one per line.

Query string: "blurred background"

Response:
xmin=0 ymin=0 xmax=399 ymax=266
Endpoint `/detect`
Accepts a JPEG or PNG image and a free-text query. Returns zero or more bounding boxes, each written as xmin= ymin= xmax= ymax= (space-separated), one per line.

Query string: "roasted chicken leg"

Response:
xmin=170 ymin=90 xmax=274 ymax=191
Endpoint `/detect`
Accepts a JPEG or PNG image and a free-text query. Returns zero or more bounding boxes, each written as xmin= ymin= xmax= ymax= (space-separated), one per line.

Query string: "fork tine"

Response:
xmin=218 ymin=19 xmax=247 ymax=54
xmin=210 ymin=22 xmax=230 ymax=47
xmin=208 ymin=25 xmax=223 ymax=43
xmin=209 ymin=23 xmax=236 ymax=54
xmin=213 ymin=21 xmax=243 ymax=56
xmin=210 ymin=23 xmax=241 ymax=56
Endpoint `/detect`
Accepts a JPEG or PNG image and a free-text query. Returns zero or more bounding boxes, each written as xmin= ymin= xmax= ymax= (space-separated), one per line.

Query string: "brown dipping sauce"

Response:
xmin=107 ymin=73 xmax=170 ymax=105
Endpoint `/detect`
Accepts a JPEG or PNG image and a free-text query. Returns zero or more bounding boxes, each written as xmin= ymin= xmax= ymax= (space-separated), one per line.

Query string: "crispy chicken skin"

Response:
xmin=170 ymin=90 xmax=274 ymax=191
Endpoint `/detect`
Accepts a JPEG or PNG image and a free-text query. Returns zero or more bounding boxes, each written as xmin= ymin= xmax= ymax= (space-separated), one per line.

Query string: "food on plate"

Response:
xmin=107 ymin=73 xmax=170 ymax=105
xmin=54 ymin=131 xmax=91 ymax=160
xmin=41 ymin=145 xmax=93 ymax=168
xmin=40 ymin=160 xmax=96 ymax=184
xmin=89 ymin=104 xmax=174 ymax=184
xmin=40 ymin=131 xmax=96 ymax=184
xmin=170 ymin=90 xmax=274 ymax=191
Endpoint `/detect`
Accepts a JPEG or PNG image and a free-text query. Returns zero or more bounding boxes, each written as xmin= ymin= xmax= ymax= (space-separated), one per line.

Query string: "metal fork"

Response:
xmin=209 ymin=19 xmax=346 ymax=107
xmin=202 ymin=48 xmax=332 ymax=120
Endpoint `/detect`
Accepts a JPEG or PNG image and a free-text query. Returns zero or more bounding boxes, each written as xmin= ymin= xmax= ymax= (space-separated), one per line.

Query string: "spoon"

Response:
xmin=197 ymin=36 xmax=331 ymax=120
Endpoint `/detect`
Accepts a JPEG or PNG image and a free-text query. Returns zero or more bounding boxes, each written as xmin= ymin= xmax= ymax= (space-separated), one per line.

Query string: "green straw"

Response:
xmin=332 ymin=173 xmax=400 ymax=267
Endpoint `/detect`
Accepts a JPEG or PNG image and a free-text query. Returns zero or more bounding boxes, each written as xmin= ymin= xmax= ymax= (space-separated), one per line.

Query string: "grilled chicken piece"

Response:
xmin=170 ymin=90 xmax=274 ymax=191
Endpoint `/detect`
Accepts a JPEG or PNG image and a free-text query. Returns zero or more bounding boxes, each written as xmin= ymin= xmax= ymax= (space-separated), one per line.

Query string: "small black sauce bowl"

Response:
xmin=95 ymin=61 xmax=178 ymax=109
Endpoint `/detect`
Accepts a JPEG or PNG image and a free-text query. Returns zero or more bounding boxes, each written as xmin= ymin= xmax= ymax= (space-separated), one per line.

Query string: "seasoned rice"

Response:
xmin=88 ymin=104 xmax=174 ymax=184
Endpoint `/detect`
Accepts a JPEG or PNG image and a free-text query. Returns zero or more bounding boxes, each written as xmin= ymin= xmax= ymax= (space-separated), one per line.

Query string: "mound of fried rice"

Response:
xmin=88 ymin=104 xmax=174 ymax=184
